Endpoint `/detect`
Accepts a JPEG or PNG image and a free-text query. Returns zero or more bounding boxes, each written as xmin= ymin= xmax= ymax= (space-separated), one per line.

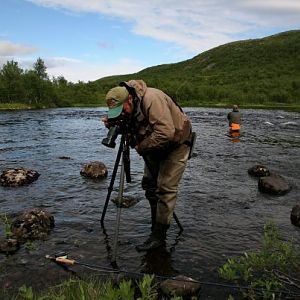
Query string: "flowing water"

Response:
xmin=0 ymin=108 xmax=299 ymax=298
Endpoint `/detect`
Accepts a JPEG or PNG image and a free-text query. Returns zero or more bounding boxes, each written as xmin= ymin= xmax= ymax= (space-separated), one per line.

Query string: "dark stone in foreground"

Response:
xmin=248 ymin=165 xmax=270 ymax=177
xmin=80 ymin=161 xmax=108 ymax=179
xmin=0 ymin=168 xmax=40 ymax=187
xmin=11 ymin=208 xmax=55 ymax=241
xmin=291 ymin=204 xmax=300 ymax=227
xmin=160 ymin=275 xmax=201 ymax=298
xmin=258 ymin=173 xmax=291 ymax=195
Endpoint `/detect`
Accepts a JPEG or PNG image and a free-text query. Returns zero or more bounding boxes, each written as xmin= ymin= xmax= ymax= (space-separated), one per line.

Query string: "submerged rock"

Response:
xmin=160 ymin=275 xmax=201 ymax=298
xmin=11 ymin=208 xmax=55 ymax=241
xmin=0 ymin=168 xmax=40 ymax=187
xmin=291 ymin=204 xmax=300 ymax=227
xmin=111 ymin=195 xmax=138 ymax=208
xmin=258 ymin=173 xmax=291 ymax=195
xmin=248 ymin=165 xmax=270 ymax=177
xmin=80 ymin=161 xmax=108 ymax=179
xmin=0 ymin=238 xmax=20 ymax=254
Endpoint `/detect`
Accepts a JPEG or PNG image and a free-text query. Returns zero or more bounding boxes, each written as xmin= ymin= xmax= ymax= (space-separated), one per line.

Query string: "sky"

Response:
xmin=0 ymin=0 xmax=299 ymax=83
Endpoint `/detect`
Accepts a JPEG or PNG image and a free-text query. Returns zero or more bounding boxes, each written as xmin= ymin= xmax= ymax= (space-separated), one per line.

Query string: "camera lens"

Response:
xmin=102 ymin=126 xmax=119 ymax=148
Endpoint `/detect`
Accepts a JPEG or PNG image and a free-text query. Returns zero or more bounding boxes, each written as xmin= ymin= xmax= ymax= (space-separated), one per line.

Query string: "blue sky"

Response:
xmin=0 ymin=0 xmax=299 ymax=82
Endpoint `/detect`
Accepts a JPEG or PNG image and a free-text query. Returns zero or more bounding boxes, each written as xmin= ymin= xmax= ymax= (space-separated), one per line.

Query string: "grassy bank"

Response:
xmin=1 ymin=224 xmax=299 ymax=300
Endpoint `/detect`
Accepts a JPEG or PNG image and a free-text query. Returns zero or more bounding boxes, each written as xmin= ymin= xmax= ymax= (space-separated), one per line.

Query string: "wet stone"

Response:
xmin=0 ymin=238 xmax=20 ymax=254
xmin=248 ymin=164 xmax=270 ymax=177
xmin=11 ymin=208 xmax=55 ymax=241
xmin=160 ymin=275 xmax=201 ymax=298
xmin=258 ymin=173 xmax=291 ymax=195
xmin=80 ymin=161 xmax=108 ymax=179
xmin=111 ymin=196 xmax=138 ymax=208
xmin=0 ymin=168 xmax=40 ymax=187
xmin=291 ymin=204 xmax=300 ymax=227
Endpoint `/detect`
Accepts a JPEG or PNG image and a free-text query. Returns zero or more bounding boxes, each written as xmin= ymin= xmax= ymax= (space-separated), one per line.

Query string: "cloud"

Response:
xmin=26 ymin=0 xmax=300 ymax=52
xmin=42 ymin=56 xmax=145 ymax=82
xmin=0 ymin=40 xmax=37 ymax=56
xmin=0 ymin=53 xmax=144 ymax=82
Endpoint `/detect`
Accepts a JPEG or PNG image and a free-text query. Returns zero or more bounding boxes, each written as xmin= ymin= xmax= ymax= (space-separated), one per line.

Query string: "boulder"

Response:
xmin=258 ymin=174 xmax=291 ymax=195
xmin=248 ymin=165 xmax=270 ymax=177
xmin=0 ymin=168 xmax=40 ymax=187
xmin=11 ymin=208 xmax=55 ymax=241
xmin=80 ymin=161 xmax=108 ymax=179
xmin=291 ymin=204 xmax=300 ymax=227
xmin=160 ymin=275 xmax=201 ymax=298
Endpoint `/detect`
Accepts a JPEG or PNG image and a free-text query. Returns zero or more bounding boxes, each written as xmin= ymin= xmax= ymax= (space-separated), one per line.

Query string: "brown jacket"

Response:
xmin=124 ymin=80 xmax=192 ymax=155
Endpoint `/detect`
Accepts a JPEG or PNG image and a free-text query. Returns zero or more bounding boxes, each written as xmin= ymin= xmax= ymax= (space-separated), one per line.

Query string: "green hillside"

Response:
xmin=1 ymin=30 xmax=299 ymax=110
xmin=94 ymin=30 xmax=300 ymax=109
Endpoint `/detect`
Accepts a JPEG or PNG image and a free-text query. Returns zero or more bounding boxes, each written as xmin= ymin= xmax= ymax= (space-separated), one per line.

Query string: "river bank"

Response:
xmin=0 ymin=102 xmax=299 ymax=112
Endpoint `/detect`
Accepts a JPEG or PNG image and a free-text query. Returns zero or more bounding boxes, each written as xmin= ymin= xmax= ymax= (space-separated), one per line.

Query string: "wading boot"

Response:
xmin=150 ymin=204 xmax=157 ymax=232
xmin=136 ymin=223 xmax=169 ymax=252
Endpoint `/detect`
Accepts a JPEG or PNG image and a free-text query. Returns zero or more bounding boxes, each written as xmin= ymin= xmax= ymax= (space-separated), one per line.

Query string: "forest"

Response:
xmin=0 ymin=30 xmax=300 ymax=111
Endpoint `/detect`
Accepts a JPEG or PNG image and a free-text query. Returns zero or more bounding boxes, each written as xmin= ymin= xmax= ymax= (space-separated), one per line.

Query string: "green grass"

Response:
xmin=0 ymin=103 xmax=34 ymax=110
xmin=219 ymin=223 xmax=300 ymax=299
xmin=8 ymin=274 xmax=189 ymax=300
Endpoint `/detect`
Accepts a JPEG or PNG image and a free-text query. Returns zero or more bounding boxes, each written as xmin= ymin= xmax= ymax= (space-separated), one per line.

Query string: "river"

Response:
xmin=0 ymin=107 xmax=299 ymax=298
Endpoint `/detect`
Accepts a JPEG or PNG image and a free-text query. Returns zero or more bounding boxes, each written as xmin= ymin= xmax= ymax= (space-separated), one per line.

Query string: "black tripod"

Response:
xmin=101 ymin=132 xmax=130 ymax=226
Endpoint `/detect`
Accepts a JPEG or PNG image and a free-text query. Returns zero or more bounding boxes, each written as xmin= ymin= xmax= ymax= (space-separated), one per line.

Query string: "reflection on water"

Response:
xmin=0 ymin=108 xmax=300 ymax=296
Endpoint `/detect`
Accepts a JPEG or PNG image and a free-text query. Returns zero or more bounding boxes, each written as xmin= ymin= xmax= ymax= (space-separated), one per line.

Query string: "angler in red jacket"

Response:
xmin=104 ymin=80 xmax=193 ymax=251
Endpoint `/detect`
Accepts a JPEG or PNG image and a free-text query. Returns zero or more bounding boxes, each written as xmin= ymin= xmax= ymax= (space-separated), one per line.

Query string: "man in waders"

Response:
xmin=227 ymin=105 xmax=242 ymax=133
xmin=103 ymin=80 xmax=193 ymax=251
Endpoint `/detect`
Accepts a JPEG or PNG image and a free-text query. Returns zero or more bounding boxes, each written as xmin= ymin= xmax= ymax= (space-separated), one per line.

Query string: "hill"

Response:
xmin=94 ymin=30 xmax=300 ymax=109
xmin=1 ymin=30 xmax=299 ymax=110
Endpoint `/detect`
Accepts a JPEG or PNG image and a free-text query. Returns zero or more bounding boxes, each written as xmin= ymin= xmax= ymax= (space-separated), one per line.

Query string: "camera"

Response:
xmin=102 ymin=125 xmax=120 ymax=148
xmin=102 ymin=115 xmax=137 ymax=149
xmin=102 ymin=117 xmax=135 ymax=148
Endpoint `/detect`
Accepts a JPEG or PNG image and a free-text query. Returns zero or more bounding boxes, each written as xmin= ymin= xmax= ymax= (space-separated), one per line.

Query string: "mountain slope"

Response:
xmin=94 ymin=30 xmax=300 ymax=108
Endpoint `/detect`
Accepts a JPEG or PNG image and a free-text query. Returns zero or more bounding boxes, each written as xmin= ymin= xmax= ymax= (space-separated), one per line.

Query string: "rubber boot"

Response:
xmin=136 ymin=223 xmax=169 ymax=252
xmin=150 ymin=204 xmax=157 ymax=232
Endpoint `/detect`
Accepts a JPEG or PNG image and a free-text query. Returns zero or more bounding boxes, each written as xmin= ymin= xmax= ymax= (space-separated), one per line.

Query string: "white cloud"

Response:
xmin=26 ymin=0 xmax=300 ymax=52
xmin=0 ymin=40 xmax=37 ymax=56
xmin=43 ymin=56 xmax=145 ymax=82
xmin=0 ymin=54 xmax=145 ymax=82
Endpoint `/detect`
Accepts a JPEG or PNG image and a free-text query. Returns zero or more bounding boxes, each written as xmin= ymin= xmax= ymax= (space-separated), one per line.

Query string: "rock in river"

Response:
xmin=291 ymin=204 xmax=300 ymax=227
xmin=0 ymin=168 xmax=40 ymax=187
xmin=11 ymin=208 xmax=55 ymax=241
xmin=80 ymin=161 xmax=108 ymax=179
xmin=258 ymin=173 xmax=291 ymax=195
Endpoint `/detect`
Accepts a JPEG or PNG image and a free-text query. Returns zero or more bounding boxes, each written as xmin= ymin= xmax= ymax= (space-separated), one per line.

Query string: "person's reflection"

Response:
xmin=140 ymin=246 xmax=178 ymax=276
xmin=229 ymin=129 xmax=241 ymax=143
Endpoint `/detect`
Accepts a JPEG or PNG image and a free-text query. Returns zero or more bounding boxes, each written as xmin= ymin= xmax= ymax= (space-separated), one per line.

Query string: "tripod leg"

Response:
xmin=112 ymin=152 xmax=126 ymax=263
xmin=173 ymin=212 xmax=183 ymax=233
xmin=101 ymin=135 xmax=125 ymax=226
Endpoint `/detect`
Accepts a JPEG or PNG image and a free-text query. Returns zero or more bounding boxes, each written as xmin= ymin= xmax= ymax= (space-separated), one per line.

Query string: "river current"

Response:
xmin=0 ymin=108 xmax=299 ymax=298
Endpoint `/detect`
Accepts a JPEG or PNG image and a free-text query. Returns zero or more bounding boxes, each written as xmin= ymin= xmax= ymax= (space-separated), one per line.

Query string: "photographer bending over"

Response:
xmin=103 ymin=80 xmax=193 ymax=251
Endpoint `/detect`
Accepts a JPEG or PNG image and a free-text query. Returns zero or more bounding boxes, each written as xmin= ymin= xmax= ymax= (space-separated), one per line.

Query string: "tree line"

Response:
xmin=0 ymin=58 xmax=102 ymax=108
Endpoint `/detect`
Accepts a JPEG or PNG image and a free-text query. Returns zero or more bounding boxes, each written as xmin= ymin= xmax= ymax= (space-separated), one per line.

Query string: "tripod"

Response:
xmin=101 ymin=133 xmax=131 ymax=263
